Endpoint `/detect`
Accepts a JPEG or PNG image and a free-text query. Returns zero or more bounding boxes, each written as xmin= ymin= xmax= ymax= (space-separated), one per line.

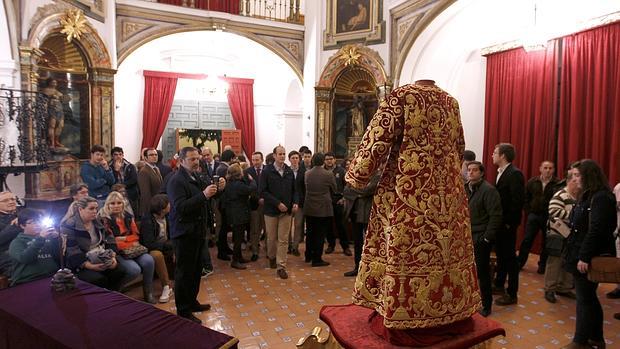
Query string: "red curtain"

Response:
xmin=557 ymin=22 xmax=620 ymax=185
xmin=225 ymin=77 xmax=255 ymax=156
xmin=158 ymin=0 xmax=183 ymax=5
xmin=141 ymin=71 xmax=179 ymax=149
xmin=482 ymin=43 xmax=558 ymax=183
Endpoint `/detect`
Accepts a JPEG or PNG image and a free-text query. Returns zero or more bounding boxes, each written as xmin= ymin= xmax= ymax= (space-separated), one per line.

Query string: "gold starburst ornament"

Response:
xmin=339 ymin=46 xmax=361 ymax=66
xmin=60 ymin=9 xmax=87 ymax=43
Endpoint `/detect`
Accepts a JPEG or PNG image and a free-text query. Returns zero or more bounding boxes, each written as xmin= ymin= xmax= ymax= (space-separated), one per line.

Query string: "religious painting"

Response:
xmin=324 ymin=0 xmax=385 ymax=49
xmin=25 ymin=155 xmax=81 ymax=199
xmin=37 ymin=71 xmax=90 ymax=159
xmin=176 ymin=129 xmax=223 ymax=155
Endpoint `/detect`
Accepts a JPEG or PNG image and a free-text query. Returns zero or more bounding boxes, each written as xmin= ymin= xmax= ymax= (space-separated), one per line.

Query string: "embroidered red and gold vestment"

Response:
xmin=345 ymin=83 xmax=481 ymax=329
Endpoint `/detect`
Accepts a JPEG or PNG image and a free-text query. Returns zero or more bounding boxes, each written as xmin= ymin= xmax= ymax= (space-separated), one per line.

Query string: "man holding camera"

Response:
xmin=8 ymin=209 xmax=60 ymax=286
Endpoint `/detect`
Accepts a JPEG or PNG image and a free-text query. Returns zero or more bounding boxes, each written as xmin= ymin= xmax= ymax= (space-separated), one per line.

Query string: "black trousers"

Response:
xmin=473 ymin=236 xmax=493 ymax=310
xmin=217 ymin=208 xmax=230 ymax=255
xmin=77 ymin=265 xmax=126 ymax=291
xmin=174 ymin=236 xmax=205 ymax=315
xmin=326 ymin=204 xmax=349 ymax=249
xmin=231 ymin=224 xmax=245 ymax=262
xmin=306 ymin=216 xmax=331 ymax=263
xmin=573 ymin=272 xmax=604 ymax=344
xmin=494 ymin=225 xmax=520 ymax=297
xmin=351 ymin=219 xmax=367 ymax=269
xmin=518 ymin=212 xmax=548 ymax=268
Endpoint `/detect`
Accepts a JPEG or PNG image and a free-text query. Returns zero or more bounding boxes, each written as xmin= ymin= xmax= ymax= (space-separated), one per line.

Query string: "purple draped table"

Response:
xmin=0 ymin=278 xmax=238 ymax=349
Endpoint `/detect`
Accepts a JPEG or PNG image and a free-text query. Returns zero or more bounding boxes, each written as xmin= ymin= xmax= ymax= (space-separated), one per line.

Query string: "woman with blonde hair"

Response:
xmin=99 ymin=191 xmax=155 ymax=303
xmin=221 ymin=163 xmax=256 ymax=269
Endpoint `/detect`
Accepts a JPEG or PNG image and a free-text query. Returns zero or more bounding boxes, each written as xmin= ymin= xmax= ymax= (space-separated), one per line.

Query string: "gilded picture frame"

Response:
xmin=324 ymin=0 xmax=385 ymax=50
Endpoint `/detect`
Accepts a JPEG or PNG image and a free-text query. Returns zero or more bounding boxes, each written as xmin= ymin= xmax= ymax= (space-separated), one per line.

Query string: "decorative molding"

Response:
xmin=28 ymin=2 xmax=112 ymax=68
xmin=390 ymin=0 xmax=457 ymax=85
xmin=318 ymin=44 xmax=387 ymax=88
xmin=59 ymin=9 xmax=88 ymax=42
xmin=115 ymin=3 xmax=305 ymax=82
xmin=481 ymin=11 xmax=620 ymax=56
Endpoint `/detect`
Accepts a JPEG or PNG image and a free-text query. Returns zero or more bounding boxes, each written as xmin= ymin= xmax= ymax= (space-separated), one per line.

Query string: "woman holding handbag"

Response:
xmin=562 ymin=160 xmax=617 ymax=349
xmin=100 ymin=191 xmax=156 ymax=304
xmin=62 ymin=196 xmax=127 ymax=290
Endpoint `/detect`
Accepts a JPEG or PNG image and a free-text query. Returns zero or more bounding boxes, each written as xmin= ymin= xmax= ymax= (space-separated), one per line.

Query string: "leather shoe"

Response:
xmin=217 ymin=253 xmax=231 ymax=261
xmin=537 ymin=265 xmax=546 ymax=274
xmin=312 ymin=261 xmax=330 ymax=267
xmin=277 ymin=269 xmax=288 ymax=279
xmin=556 ymin=290 xmax=577 ymax=299
xmin=494 ymin=294 xmax=517 ymax=306
xmin=325 ymin=246 xmax=335 ymax=254
xmin=491 ymin=285 xmax=505 ymax=295
xmin=606 ymin=288 xmax=620 ymax=299
xmin=291 ymin=249 xmax=301 ymax=257
xmin=269 ymin=258 xmax=277 ymax=269
xmin=614 ymin=312 xmax=620 ymax=320
xmin=544 ymin=291 xmax=557 ymax=303
xmin=587 ymin=339 xmax=606 ymax=349
xmin=304 ymin=256 xmax=311 ymax=263
xmin=179 ymin=312 xmax=202 ymax=324
xmin=344 ymin=269 xmax=358 ymax=277
xmin=191 ymin=303 xmax=212 ymax=312
xmin=250 ymin=254 xmax=259 ymax=262
xmin=231 ymin=261 xmax=247 ymax=270
xmin=479 ymin=308 xmax=491 ymax=317
xmin=239 ymin=257 xmax=250 ymax=264
xmin=343 ymin=248 xmax=352 ymax=256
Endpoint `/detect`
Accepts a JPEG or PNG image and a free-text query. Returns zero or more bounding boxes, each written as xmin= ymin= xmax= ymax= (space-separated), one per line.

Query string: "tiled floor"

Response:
xmin=133 ymin=244 xmax=620 ymax=349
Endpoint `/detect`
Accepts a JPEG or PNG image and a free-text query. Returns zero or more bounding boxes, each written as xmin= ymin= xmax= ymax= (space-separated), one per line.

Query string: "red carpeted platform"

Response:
xmin=319 ymin=304 xmax=505 ymax=349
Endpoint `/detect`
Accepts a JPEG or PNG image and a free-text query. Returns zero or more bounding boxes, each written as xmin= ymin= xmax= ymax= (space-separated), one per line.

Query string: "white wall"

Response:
xmin=0 ymin=0 xmax=17 ymax=88
xmin=115 ymin=31 xmax=303 ymax=162
xmin=399 ymin=0 xmax=620 ymax=158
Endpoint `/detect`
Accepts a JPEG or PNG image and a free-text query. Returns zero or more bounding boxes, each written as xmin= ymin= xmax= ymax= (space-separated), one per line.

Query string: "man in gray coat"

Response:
xmin=465 ymin=161 xmax=502 ymax=317
xmin=303 ymin=153 xmax=337 ymax=267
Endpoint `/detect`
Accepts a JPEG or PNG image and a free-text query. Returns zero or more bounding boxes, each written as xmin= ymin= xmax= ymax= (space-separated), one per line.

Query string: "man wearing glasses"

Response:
xmin=139 ymin=148 xmax=163 ymax=217
xmin=0 ymin=191 xmax=20 ymax=279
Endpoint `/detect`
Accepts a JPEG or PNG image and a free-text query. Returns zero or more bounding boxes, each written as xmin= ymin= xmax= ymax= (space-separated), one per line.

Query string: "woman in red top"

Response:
xmin=100 ymin=191 xmax=156 ymax=303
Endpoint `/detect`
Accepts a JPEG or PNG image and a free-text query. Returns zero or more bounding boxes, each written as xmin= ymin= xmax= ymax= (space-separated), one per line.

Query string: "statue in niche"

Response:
xmin=41 ymin=78 xmax=67 ymax=150
xmin=350 ymin=95 xmax=366 ymax=137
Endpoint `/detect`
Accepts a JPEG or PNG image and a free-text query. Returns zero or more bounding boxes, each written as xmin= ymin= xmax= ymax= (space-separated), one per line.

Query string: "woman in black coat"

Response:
xmin=140 ymin=194 xmax=175 ymax=303
xmin=222 ymin=164 xmax=256 ymax=269
xmin=563 ymin=159 xmax=617 ymax=349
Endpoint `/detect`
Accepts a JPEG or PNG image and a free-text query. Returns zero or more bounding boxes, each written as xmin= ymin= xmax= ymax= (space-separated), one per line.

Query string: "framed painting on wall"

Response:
xmin=324 ymin=0 xmax=385 ymax=50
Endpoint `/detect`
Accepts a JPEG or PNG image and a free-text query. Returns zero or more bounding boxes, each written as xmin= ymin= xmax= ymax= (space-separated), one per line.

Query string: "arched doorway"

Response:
xmin=315 ymin=44 xmax=389 ymax=159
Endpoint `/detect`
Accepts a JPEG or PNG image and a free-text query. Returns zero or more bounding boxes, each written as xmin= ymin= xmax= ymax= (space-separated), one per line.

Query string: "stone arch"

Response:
xmin=27 ymin=3 xmax=111 ymax=69
xmin=318 ymin=44 xmax=388 ymax=89
xmin=117 ymin=26 xmax=303 ymax=82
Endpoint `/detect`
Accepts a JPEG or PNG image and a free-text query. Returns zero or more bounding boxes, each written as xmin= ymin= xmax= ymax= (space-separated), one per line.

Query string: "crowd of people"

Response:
xmin=0 ymin=141 xmax=618 ymax=347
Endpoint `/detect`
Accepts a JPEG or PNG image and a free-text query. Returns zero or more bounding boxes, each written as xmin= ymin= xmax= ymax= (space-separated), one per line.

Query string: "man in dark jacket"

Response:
xmin=245 ymin=152 xmax=265 ymax=261
xmin=465 ymin=161 xmax=502 ymax=316
xmin=215 ymin=149 xmax=236 ymax=260
xmin=259 ymin=145 xmax=299 ymax=279
xmin=343 ymin=172 xmax=380 ymax=277
xmin=492 ymin=143 xmax=525 ymax=306
xmin=167 ymin=146 xmax=220 ymax=323
xmin=518 ymin=161 xmax=559 ymax=273
xmin=109 ymin=147 xmax=139 ymax=214
xmin=324 ymin=152 xmax=351 ymax=256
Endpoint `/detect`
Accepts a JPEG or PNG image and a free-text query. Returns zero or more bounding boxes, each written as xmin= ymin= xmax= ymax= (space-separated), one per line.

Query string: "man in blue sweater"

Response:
xmin=80 ymin=145 xmax=115 ymax=207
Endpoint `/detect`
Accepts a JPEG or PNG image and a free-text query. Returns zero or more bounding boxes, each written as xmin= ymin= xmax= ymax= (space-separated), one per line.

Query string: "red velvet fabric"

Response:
xmin=557 ymin=22 xmax=620 ymax=185
xmin=141 ymin=73 xmax=178 ymax=149
xmin=369 ymin=312 xmax=474 ymax=347
xmin=0 ymin=278 xmax=237 ymax=348
xmin=482 ymin=44 xmax=558 ymax=184
xmin=225 ymin=77 xmax=256 ymax=156
xmin=320 ymin=304 xmax=505 ymax=349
